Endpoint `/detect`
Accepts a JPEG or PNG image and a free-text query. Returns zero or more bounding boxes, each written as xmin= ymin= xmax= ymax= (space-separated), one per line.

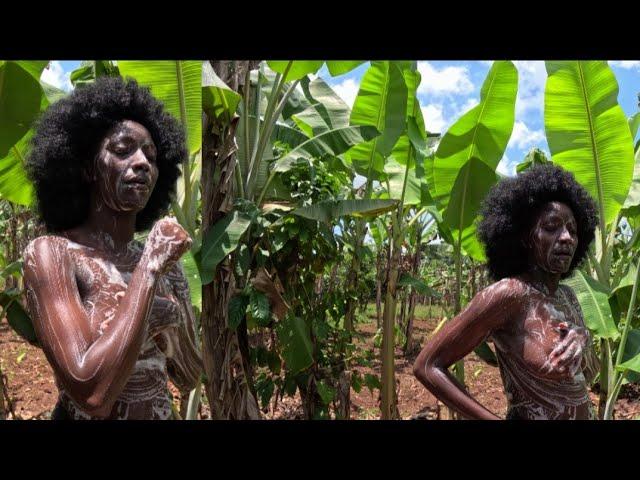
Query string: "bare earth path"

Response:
xmin=2 ymin=315 xmax=640 ymax=420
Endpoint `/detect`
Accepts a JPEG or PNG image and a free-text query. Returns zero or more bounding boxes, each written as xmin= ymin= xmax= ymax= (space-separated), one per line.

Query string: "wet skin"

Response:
xmin=23 ymin=120 xmax=201 ymax=419
xmin=413 ymin=201 xmax=599 ymax=420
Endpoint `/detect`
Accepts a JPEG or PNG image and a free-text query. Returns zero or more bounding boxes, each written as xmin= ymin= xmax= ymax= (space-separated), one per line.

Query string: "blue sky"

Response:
xmin=44 ymin=60 xmax=640 ymax=177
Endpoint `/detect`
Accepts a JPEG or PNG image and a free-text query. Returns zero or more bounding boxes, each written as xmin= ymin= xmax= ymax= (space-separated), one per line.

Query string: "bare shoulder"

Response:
xmin=476 ymin=277 xmax=528 ymax=306
xmin=23 ymin=235 xmax=72 ymax=273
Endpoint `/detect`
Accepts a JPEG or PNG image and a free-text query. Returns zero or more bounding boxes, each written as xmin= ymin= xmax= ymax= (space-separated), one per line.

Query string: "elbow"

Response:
xmin=413 ymin=348 xmax=449 ymax=394
xmin=80 ymin=394 xmax=115 ymax=418
xmin=413 ymin=354 xmax=438 ymax=386
xmin=61 ymin=377 xmax=116 ymax=418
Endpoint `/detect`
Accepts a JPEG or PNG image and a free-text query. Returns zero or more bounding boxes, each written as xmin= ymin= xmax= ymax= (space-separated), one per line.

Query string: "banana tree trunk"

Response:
xmin=404 ymin=228 xmax=422 ymax=355
xmin=201 ymin=60 xmax=261 ymax=420
xmin=381 ymin=223 xmax=402 ymax=420
xmin=376 ymin=249 xmax=383 ymax=328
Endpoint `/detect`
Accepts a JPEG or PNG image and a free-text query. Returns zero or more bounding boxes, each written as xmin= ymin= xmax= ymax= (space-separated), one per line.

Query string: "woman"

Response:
xmin=23 ymin=77 xmax=202 ymax=419
xmin=413 ymin=164 xmax=599 ymax=420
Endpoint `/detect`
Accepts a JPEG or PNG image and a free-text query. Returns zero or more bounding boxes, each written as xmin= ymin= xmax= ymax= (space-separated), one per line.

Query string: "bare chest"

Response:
xmin=67 ymin=244 xmax=180 ymax=341
xmin=492 ymin=287 xmax=585 ymax=373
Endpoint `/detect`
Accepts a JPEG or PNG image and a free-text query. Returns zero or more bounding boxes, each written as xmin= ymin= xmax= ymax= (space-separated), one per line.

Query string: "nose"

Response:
xmin=558 ymin=226 xmax=575 ymax=244
xmin=130 ymin=148 xmax=151 ymax=174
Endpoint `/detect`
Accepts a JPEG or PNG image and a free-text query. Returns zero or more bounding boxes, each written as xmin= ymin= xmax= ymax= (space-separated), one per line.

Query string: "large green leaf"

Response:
xmin=266 ymin=61 xmax=323 ymax=82
xmin=236 ymin=111 xmax=275 ymax=199
xmin=0 ymin=292 xmax=37 ymax=345
xmin=397 ymin=273 xmax=441 ymax=297
xmin=272 ymin=121 xmax=311 ymax=149
xmin=326 ymin=61 xmax=365 ymax=77
xmin=69 ymin=60 xmax=119 ymax=88
xmin=622 ymin=147 xmax=640 ymax=213
xmin=433 ymin=61 xmax=517 ymax=258
xmin=291 ymin=76 xmax=350 ymax=135
xmin=272 ymin=125 xmax=379 ymax=173
xmin=617 ymin=329 xmax=640 ymax=380
xmin=181 ymin=250 xmax=202 ymax=311
xmin=16 ymin=61 xmax=49 ymax=81
xmin=384 ymin=156 xmax=422 ymax=207
xmin=0 ymin=61 xmax=44 ymax=157
xmin=293 ymin=199 xmax=397 ymax=223
xmin=228 ymin=294 xmax=249 ymax=331
xmin=564 ymin=270 xmax=619 ymax=339
xmin=346 ymin=61 xmax=408 ymax=179
xmin=196 ymin=211 xmax=252 ymax=285
xmin=277 ymin=316 xmax=313 ymax=375
xmin=0 ymin=130 xmax=34 ymax=206
xmin=202 ymin=62 xmax=241 ymax=125
xmin=118 ymin=61 xmax=202 ymax=155
xmin=544 ymin=61 xmax=634 ymax=226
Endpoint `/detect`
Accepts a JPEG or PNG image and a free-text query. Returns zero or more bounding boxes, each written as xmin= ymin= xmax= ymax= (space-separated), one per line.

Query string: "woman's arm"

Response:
xmin=413 ymin=279 xmax=523 ymax=420
xmin=23 ymin=218 xmax=190 ymax=417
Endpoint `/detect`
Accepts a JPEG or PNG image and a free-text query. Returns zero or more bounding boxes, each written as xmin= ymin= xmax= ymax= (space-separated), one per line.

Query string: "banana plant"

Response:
xmin=342 ymin=60 xmax=409 ymax=333
xmin=545 ymin=61 xmax=637 ymax=418
xmin=0 ymin=61 xmax=64 ymax=206
xmin=202 ymin=60 xmax=390 ymax=419
xmin=431 ymin=60 xmax=518 ymax=387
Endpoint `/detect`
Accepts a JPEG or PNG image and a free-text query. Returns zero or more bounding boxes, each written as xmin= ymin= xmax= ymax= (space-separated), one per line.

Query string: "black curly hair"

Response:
xmin=477 ymin=164 xmax=598 ymax=281
xmin=27 ymin=76 xmax=187 ymax=232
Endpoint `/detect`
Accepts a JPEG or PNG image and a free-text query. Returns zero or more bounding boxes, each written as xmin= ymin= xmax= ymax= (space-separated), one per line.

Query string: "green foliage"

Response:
xmin=202 ymin=63 xmax=241 ymax=124
xmin=277 ymin=316 xmax=314 ymax=375
xmin=196 ymin=210 xmax=252 ymax=285
xmin=564 ymin=271 xmax=619 ymax=339
xmin=545 ymin=61 xmax=634 ymax=226
xmin=347 ymin=61 xmax=408 ymax=179
xmin=118 ymin=60 xmax=202 ymax=155
xmin=433 ymin=61 xmax=518 ymax=261
xmin=0 ymin=61 xmax=46 ymax=158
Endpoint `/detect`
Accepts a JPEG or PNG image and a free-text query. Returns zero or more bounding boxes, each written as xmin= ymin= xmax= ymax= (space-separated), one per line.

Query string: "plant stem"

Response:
xmin=453 ymin=240 xmax=465 ymax=388
xmin=604 ymin=370 xmax=626 ymax=420
xmin=604 ymin=255 xmax=640 ymax=418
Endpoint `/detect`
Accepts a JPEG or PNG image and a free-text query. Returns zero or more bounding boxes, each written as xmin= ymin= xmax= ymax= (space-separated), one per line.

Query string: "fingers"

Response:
xmin=549 ymin=329 xmax=578 ymax=359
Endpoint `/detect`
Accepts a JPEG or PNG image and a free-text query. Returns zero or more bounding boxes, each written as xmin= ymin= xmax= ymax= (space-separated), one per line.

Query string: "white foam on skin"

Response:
xmin=22 ymin=225 xmax=198 ymax=420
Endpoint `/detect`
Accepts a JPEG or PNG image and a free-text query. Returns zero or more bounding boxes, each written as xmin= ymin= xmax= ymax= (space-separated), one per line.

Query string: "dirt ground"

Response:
xmin=2 ymin=314 xmax=640 ymax=420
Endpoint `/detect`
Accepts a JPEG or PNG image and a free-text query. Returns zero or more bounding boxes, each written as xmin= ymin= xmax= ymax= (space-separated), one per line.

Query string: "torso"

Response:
xmin=489 ymin=277 xmax=596 ymax=420
xmin=40 ymin=235 xmax=184 ymax=420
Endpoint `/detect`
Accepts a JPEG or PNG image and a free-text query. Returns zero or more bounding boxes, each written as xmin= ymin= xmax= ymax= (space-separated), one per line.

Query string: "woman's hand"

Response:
xmin=143 ymin=217 xmax=192 ymax=275
xmin=544 ymin=323 xmax=588 ymax=376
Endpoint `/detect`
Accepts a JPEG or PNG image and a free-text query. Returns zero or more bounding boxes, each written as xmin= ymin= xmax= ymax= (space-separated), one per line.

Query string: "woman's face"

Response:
xmin=526 ymin=201 xmax=578 ymax=275
xmin=93 ymin=120 xmax=158 ymax=213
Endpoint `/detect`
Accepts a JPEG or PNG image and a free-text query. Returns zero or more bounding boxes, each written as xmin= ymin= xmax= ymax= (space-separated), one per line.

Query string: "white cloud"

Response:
xmin=509 ymin=121 xmax=545 ymax=150
xmin=417 ymin=61 xmax=474 ymax=96
xmin=513 ymin=61 xmax=546 ymax=116
xmin=610 ymin=61 xmax=640 ymax=70
xmin=421 ymin=103 xmax=447 ymax=133
xmin=331 ymin=78 xmax=359 ymax=107
xmin=452 ymin=97 xmax=479 ymax=119
xmin=497 ymin=154 xmax=515 ymax=177
xmin=40 ymin=61 xmax=72 ymax=91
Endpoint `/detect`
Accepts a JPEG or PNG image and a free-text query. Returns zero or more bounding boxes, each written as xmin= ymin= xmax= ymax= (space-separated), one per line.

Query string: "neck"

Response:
xmin=81 ymin=195 xmax=137 ymax=252
xmin=524 ymin=266 xmax=561 ymax=295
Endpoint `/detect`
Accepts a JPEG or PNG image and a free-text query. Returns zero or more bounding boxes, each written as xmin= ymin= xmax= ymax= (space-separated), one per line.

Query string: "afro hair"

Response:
xmin=477 ymin=164 xmax=598 ymax=281
xmin=27 ymin=76 xmax=187 ymax=232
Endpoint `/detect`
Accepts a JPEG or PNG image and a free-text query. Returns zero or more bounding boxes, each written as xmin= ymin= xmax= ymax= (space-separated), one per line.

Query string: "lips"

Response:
xmin=123 ymin=176 xmax=150 ymax=189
